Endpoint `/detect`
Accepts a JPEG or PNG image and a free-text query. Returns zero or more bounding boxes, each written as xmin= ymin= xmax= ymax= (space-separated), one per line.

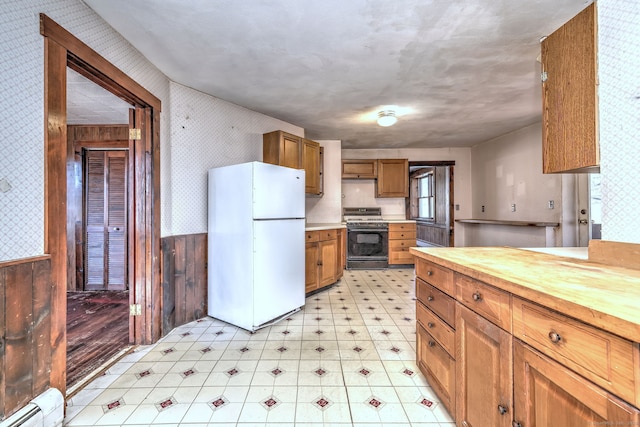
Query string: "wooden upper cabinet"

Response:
xmin=263 ymin=131 xmax=322 ymax=195
xmin=376 ymin=159 xmax=408 ymax=197
xmin=541 ymin=3 xmax=598 ymax=173
xmin=263 ymin=130 xmax=303 ymax=169
xmin=341 ymin=159 xmax=377 ymax=179
xmin=303 ymin=138 xmax=321 ymax=195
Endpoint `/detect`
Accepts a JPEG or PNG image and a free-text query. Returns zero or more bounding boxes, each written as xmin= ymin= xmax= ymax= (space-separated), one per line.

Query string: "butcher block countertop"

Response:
xmin=410 ymin=246 xmax=640 ymax=343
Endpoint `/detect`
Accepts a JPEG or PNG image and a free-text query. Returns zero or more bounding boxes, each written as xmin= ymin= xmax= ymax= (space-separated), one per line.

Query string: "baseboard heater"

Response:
xmin=0 ymin=389 xmax=64 ymax=427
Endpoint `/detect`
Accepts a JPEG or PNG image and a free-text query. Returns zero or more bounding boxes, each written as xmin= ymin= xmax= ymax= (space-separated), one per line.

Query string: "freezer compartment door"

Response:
xmin=252 ymin=218 xmax=305 ymax=327
xmin=252 ymin=162 xmax=305 ymax=220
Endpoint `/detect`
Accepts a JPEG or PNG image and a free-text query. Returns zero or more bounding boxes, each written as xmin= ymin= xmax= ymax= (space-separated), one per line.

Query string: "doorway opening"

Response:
xmin=406 ymin=161 xmax=455 ymax=247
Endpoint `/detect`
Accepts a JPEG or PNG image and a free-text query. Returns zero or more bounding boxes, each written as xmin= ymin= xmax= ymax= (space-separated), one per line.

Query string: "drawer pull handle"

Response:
xmin=427 ymin=322 xmax=435 ymax=329
xmin=512 ymin=422 xmax=523 ymax=427
xmin=472 ymin=292 xmax=482 ymax=301
xmin=427 ymin=296 xmax=434 ymax=302
xmin=548 ymin=331 xmax=562 ymax=343
xmin=498 ymin=405 xmax=508 ymax=415
xmin=427 ymin=271 xmax=433 ymax=276
xmin=428 ymin=340 xmax=436 ymax=347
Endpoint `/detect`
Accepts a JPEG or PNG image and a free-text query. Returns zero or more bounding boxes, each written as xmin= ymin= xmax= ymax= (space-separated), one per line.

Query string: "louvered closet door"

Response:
xmin=84 ymin=150 xmax=128 ymax=290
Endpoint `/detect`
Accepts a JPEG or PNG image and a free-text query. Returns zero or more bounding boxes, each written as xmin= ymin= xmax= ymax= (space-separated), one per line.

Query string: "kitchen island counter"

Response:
xmin=410 ymin=246 xmax=640 ymax=342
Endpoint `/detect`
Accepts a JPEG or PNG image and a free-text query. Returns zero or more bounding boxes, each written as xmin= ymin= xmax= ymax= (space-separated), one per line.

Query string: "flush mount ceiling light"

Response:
xmin=377 ymin=110 xmax=397 ymax=127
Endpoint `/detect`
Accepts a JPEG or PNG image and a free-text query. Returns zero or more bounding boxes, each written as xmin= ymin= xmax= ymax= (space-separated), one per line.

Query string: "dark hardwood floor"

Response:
xmin=66 ymin=290 xmax=130 ymax=389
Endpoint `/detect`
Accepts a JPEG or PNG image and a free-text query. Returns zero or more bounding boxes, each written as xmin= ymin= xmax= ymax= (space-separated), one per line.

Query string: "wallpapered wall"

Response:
xmin=0 ymin=0 xmax=171 ymax=261
xmin=598 ymin=0 xmax=640 ymax=243
xmin=168 ymin=82 xmax=302 ymax=235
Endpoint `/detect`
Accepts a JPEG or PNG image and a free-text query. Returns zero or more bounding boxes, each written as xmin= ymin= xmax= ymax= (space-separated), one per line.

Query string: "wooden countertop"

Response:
xmin=410 ymin=246 xmax=640 ymax=343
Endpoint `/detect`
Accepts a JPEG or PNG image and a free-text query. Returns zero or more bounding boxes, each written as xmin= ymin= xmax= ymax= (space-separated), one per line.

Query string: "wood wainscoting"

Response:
xmin=161 ymin=234 xmax=208 ymax=335
xmin=0 ymin=256 xmax=52 ymax=420
xmin=416 ymin=222 xmax=450 ymax=247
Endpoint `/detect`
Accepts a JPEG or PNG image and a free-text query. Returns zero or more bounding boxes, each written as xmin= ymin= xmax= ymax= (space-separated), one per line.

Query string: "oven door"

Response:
xmin=347 ymin=227 xmax=389 ymax=269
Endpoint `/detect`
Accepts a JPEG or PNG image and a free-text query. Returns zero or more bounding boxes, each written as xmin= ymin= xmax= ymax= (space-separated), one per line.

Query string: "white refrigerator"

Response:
xmin=207 ymin=161 xmax=305 ymax=331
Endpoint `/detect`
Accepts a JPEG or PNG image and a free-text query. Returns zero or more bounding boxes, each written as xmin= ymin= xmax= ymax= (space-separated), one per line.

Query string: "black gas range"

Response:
xmin=343 ymin=207 xmax=389 ymax=269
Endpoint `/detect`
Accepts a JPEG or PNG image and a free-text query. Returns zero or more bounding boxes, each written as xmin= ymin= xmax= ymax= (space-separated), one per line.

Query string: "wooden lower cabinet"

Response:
xmin=456 ymin=303 xmax=513 ymax=427
xmin=513 ymin=340 xmax=640 ymax=427
xmin=414 ymin=252 xmax=640 ymax=427
xmin=305 ymin=228 xmax=343 ymax=294
xmin=388 ymin=222 xmax=416 ymax=265
xmin=417 ymin=322 xmax=456 ymax=416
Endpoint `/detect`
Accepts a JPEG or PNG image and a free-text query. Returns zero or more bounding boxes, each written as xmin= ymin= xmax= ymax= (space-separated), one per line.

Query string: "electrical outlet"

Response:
xmin=481 ymin=205 xmax=485 ymax=212
xmin=455 ymin=204 xmax=460 ymax=211
xmin=548 ymin=200 xmax=555 ymax=209
xmin=511 ymin=204 xmax=516 ymax=212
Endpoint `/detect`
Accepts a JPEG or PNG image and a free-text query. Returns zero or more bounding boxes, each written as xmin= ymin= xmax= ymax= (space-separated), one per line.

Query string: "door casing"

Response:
xmin=41 ymin=14 xmax=161 ymax=397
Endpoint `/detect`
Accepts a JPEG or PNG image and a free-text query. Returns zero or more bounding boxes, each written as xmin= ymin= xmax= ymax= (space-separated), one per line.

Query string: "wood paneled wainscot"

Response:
xmin=388 ymin=222 xmax=416 ymax=265
xmin=410 ymin=245 xmax=640 ymax=427
xmin=305 ymin=227 xmax=345 ymax=294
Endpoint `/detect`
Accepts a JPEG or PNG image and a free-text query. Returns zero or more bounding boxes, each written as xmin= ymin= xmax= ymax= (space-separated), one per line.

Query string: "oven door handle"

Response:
xmin=348 ymin=228 xmax=388 ymax=232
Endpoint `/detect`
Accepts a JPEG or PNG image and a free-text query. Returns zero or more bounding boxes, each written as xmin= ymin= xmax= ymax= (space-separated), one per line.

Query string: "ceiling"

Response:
xmin=78 ymin=0 xmax=592 ymax=149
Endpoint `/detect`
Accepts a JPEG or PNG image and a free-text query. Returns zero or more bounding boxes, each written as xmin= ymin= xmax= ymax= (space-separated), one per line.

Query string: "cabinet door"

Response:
xmin=318 ymin=238 xmax=337 ymax=287
xmin=541 ymin=3 xmax=598 ymax=173
xmin=376 ymin=159 xmax=408 ymax=197
xmin=305 ymin=242 xmax=319 ymax=294
xmin=303 ymin=138 xmax=321 ymax=194
xmin=341 ymin=159 xmax=377 ymax=178
xmin=456 ymin=304 xmax=512 ymax=427
xmin=513 ymin=340 xmax=640 ymax=427
xmin=263 ymin=130 xmax=302 ymax=169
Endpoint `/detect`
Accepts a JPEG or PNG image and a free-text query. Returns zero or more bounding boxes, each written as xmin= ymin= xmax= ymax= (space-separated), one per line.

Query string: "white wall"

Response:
xmin=341 ymin=147 xmax=472 ymax=246
xmin=305 ymin=140 xmax=343 ymax=224
xmin=168 ymin=82 xmax=303 ymax=234
xmin=466 ymin=123 xmax=564 ymax=247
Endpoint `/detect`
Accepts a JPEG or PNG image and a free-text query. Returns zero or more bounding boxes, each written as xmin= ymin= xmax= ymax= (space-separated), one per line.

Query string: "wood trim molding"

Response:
xmin=0 ymin=255 xmax=51 ymax=269
xmin=39 ymin=14 xmax=161 ymax=111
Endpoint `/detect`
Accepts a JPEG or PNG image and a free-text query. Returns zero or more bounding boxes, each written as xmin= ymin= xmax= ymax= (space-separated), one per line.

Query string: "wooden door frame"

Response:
xmin=41 ymin=14 xmax=161 ymax=396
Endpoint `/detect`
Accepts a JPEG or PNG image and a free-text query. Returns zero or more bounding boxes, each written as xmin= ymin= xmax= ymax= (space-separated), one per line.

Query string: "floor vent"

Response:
xmin=0 ymin=389 xmax=64 ymax=427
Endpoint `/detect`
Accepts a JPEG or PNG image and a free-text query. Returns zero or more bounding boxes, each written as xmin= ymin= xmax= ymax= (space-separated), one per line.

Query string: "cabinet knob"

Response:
xmin=427 ymin=322 xmax=435 ymax=329
xmin=428 ymin=340 xmax=436 ymax=347
xmin=427 ymin=271 xmax=433 ymax=276
xmin=512 ymin=422 xmax=523 ymax=427
xmin=472 ymin=292 xmax=482 ymax=302
xmin=548 ymin=331 xmax=562 ymax=343
xmin=427 ymin=296 xmax=434 ymax=302
xmin=498 ymin=405 xmax=508 ymax=415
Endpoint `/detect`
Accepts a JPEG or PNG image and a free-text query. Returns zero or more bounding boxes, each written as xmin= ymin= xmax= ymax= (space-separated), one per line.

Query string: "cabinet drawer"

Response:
xmin=388 ymin=223 xmax=416 ymax=233
xmin=416 ymin=278 xmax=455 ymax=327
xmin=389 ymin=239 xmax=415 ymax=250
xmin=455 ymin=273 xmax=511 ymax=332
xmin=389 ymin=247 xmax=414 ymax=265
xmin=415 ymin=258 xmax=454 ymax=296
xmin=417 ymin=301 xmax=455 ymax=355
xmin=513 ymin=296 xmax=640 ymax=407
xmin=305 ymin=231 xmax=319 ymax=243
xmin=389 ymin=230 xmax=417 ymax=240
xmin=318 ymin=229 xmax=337 ymax=241
xmin=417 ymin=323 xmax=456 ymax=417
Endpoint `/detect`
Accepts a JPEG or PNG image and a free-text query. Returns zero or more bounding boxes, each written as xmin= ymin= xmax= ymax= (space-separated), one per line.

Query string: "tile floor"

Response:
xmin=64 ymin=268 xmax=455 ymax=426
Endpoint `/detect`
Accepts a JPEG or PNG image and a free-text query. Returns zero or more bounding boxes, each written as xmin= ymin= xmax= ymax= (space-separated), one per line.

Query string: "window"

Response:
xmin=417 ymin=172 xmax=435 ymax=220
